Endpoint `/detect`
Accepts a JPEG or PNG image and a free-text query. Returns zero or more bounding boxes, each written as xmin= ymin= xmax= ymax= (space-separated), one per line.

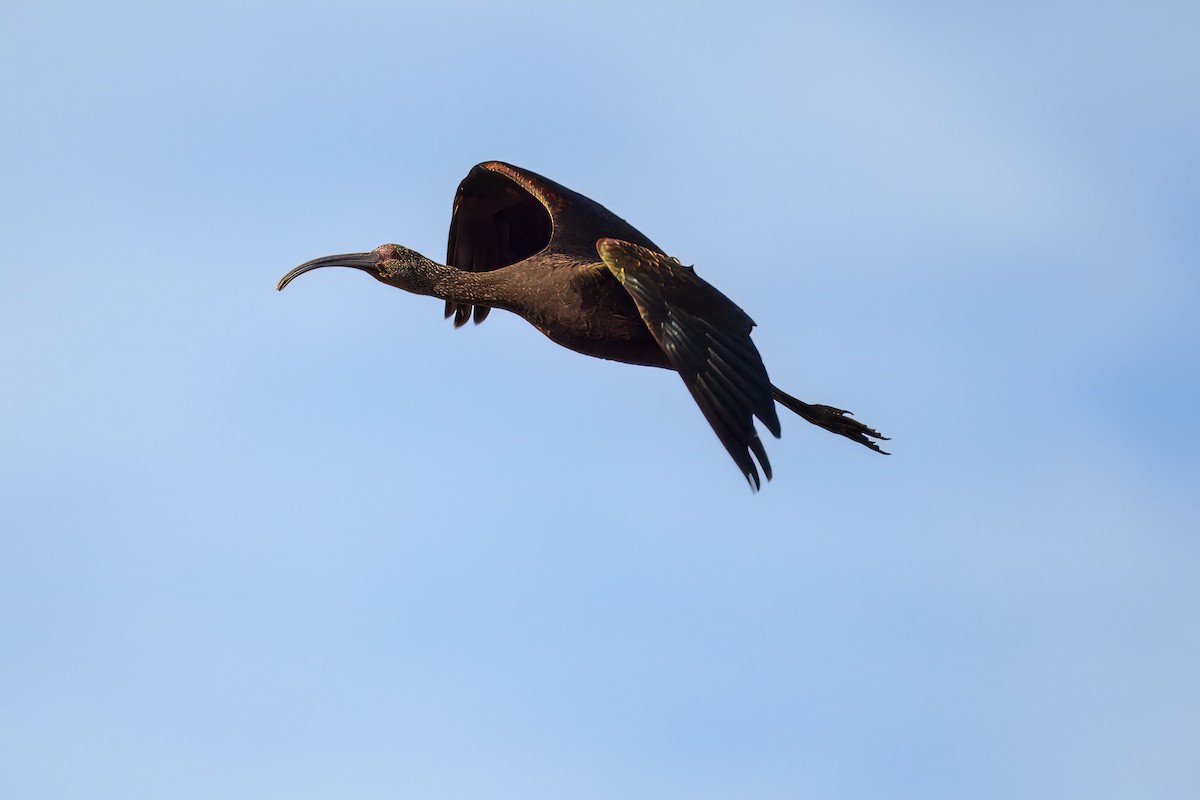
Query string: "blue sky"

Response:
xmin=2 ymin=1 xmax=1198 ymax=798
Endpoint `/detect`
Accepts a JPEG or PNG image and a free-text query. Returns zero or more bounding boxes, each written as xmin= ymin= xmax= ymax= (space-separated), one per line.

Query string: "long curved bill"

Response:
xmin=276 ymin=252 xmax=377 ymax=291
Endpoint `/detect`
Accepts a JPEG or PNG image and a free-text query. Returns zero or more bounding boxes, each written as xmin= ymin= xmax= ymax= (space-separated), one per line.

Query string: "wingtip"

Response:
xmin=452 ymin=303 xmax=472 ymax=328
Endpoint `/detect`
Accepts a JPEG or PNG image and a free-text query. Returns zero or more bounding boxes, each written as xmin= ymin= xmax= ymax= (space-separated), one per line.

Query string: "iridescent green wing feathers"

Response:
xmin=597 ymin=238 xmax=781 ymax=490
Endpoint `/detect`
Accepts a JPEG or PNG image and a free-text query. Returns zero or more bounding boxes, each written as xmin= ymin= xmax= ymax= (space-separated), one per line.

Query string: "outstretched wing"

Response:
xmin=597 ymin=238 xmax=782 ymax=490
xmin=445 ymin=164 xmax=554 ymax=327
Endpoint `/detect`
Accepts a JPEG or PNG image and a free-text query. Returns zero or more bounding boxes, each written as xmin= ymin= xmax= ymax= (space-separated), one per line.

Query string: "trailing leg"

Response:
xmin=772 ymin=386 xmax=890 ymax=454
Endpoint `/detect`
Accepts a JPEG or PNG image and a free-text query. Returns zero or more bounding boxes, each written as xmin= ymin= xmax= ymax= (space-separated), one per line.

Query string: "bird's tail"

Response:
xmin=771 ymin=386 xmax=890 ymax=454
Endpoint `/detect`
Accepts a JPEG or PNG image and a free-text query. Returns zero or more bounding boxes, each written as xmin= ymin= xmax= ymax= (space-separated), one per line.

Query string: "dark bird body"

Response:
xmin=278 ymin=161 xmax=887 ymax=489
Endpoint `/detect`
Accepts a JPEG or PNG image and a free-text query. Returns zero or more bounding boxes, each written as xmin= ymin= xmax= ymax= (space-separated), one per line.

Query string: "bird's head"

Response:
xmin=276 ymin=244 xmax=437 ymax=292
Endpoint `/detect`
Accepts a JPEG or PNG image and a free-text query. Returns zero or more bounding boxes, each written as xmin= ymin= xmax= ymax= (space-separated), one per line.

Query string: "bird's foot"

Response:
xmin=804 ymin=404 xmax=890 ymax=454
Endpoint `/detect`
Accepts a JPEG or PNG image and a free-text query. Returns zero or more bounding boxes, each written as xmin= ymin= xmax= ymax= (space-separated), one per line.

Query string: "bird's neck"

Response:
xmin=382 ymin=253 xmax=518 ymax=311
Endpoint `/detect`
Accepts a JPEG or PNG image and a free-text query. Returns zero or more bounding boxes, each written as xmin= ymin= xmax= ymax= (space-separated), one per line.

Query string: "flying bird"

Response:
xmin=277 ymin=161 xmax=887 ymax=489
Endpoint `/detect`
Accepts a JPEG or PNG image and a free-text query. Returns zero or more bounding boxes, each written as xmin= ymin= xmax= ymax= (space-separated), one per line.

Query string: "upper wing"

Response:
xmin=445 ymin=164 xmax=555 ymax=327
xmin=597 ymin=238 xmax=782 ymax=490
xmin=445 ymin=162 xmax=665 ymax=327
